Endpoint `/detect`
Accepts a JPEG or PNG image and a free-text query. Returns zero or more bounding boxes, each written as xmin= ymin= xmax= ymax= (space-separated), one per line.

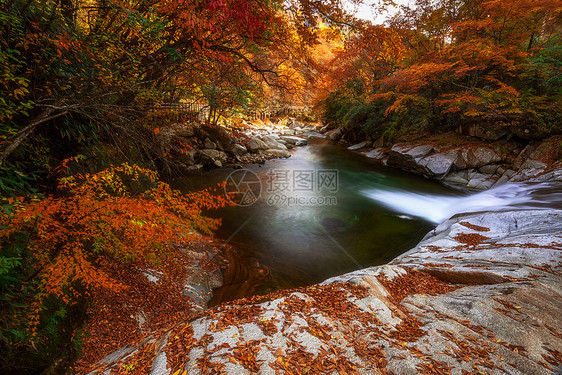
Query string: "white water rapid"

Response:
xmin=362 ymin=182 xmax=562 ymax=223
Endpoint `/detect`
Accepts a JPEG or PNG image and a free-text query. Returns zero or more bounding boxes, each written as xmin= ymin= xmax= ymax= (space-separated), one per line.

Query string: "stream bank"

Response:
xmin=77 ymin=120 xmax=562 ymax=374
xmin=322 ymin=126 xmax=562 ymax=190
xmin=83 ymin=197 xmax=562 ymax=375
xmin=154 ymin=117 xmax=317 ymax=173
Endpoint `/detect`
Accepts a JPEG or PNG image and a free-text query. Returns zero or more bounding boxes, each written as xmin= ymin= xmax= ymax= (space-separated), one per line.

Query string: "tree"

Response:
xmin=316 ymin=0 xmax=562 ymax=139
xmin=0 ymin=163 xmax=231 ymax=372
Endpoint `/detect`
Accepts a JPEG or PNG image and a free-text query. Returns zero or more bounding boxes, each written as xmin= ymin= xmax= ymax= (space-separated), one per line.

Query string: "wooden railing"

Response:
xmin=147 ymin=102 xmax=309 ymax=122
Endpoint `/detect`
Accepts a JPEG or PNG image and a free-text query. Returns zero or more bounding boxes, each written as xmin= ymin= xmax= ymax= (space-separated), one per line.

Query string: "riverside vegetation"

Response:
xmin=0 ymin=0 xmax=561 ymax=373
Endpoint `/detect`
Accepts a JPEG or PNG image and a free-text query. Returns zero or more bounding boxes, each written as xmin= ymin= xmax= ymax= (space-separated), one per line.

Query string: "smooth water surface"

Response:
xmin=175 ymin=141 xmax=462 ymax=295
xmin=175 ymin=141 xmax=562 ymax=298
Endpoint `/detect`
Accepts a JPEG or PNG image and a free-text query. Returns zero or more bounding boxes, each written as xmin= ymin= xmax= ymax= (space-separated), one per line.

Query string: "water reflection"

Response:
xmin=175 ymin=141 xmax=461 ymax=296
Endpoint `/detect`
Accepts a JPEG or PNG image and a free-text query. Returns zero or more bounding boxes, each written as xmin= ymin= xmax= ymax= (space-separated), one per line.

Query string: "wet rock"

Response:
xmin=261 ymin=135 xmax=288 ymax=150
xmin=263 ymin=149 xmax=291 ymax=158
xmin=452 ymin=148 xmax=501 ymax=170
xmin=306 ymin=132 xmax=326 ymax=141
xmin=387 ymin=144 xmax=433 ymax=172
xmin=280 ymin=136 xmax=307 ymax=145
xmin=230 ymin=144 xmax=248 ymax=156
xmin=479 ymin=164 xmax=500 ymax=175
xmin=203 ymin=137 xmax=216 ymax=150
xmin=247 ymin=137 xmax=268 ymax=152
xmin=92 ymin=206 xmax=562 ymax=375
xmin=325 ymin=128 xmax=343 ymax=141
xmin=362 ymin=148 xmax=386 ymax=159
xmin=521 ymin=159 xmax=547 ymax=170
xmin=472 ymin=147 xmax=502 ymax=166
xmin=418 ymin=152 xmax=457 ymax=178
xmin=513 ymin=143 xmax=538 ymax=170
xmin=347 ymin=141 xmax=371 ymax=150
xmin=466 ymin=172 xmax=497 ymax=189
xmin=511 ymin=166 xmax=547 ymax=182
xmin=197 ymin=149 xmax=227 ymax=166
xmin=443 ymin=170 xmax=469 ymax=185
xmin=281 ymin=129 xmax=296 ymax=135
xmin=493 ymin=174 xmax=510 ymax=187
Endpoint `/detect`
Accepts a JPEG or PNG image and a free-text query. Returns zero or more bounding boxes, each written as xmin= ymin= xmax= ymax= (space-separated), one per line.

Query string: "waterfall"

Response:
xmin=361 ymin=182 xmax=562 ymax=223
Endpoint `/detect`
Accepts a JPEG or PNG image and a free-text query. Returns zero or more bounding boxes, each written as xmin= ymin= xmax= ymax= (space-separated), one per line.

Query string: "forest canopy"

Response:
xmin=317 ymin=0 xmax=561 ymax=141
xmin=0 ymin=0 xmax=560 ymax=373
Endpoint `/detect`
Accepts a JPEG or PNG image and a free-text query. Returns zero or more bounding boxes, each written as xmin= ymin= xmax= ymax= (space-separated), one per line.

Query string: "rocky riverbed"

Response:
xmin=155 ymin=118 xmax=317 ymax=172
xmin=83 ymin=203 xmax=562 ymax=374
xmin=328 ymin=128 xmax=562 ymax=190
xmin=78 ymin=121 xmax=562 ymax=374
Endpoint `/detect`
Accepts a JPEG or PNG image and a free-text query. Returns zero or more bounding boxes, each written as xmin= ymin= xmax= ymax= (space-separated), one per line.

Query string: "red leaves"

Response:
xmin=453 ymin=233 xmax=491 ymax=247
xmin=1 ymin=163 xmax=231 ymax=337
xmin=377 ymin=267 xmax=459 ymax=303
xmin=459 ymin=222 xmax=491 ymax=232
xmin=231 ymin=339 xmax=263 ymax=372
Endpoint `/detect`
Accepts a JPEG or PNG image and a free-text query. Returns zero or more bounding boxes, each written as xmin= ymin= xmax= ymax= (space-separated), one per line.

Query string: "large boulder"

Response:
xmin=87 ymin=207 xmax=562 ymax=375
xmin=175 ymin=148 xmax=196 ymax=165
xmin=264 ymin=149 xmax=291 ymax=158
xmin=261 ymin=135 xmax=288 ymax=150
xmin=418 ymin=152 xmax=457 ymax=178
xmin=203 ymin=137 xmax=216 ymax=150
xmin=362 ymin=148 xmax=386 ymax=159
xmin=528 ymin=136 xmax=562 ymax=163
xmin=387 ymin=144 xmax=433 ymax=172
xmin=247 ymin=137 xmax=268 ymax=152
xmin=230 ymin=144 xmax=248 ymax=157
xmin=197 ymin=149 xmax=227 ymax=167
xmin=325 ymin=128 xmax=343 ymax=141
xmin=472 ymin=147 xmax=502 ymax=166
xmin=195 ymin=124 xmax=233 ymax=151
xmin=453 ymin=147 xmax=501 ymax=170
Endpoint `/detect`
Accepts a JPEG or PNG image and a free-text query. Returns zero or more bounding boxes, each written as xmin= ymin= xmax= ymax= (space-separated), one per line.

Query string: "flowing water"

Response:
xmin=174 ymin=140 xmax=561 ymax=299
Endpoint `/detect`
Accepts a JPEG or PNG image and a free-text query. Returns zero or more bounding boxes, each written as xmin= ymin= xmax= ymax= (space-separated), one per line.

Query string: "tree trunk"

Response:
xmin=0 ymin=109 xmax=68 ymax=166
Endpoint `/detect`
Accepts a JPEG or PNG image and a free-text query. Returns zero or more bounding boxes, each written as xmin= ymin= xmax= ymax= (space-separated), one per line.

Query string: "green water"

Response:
xmin=174 ymin=140 xmax=463 ymax=296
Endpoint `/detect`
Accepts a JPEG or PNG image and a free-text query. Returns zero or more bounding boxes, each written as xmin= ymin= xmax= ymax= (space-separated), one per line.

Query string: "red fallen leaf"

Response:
xmin=154 ymin=128 xmax=160 ymax=135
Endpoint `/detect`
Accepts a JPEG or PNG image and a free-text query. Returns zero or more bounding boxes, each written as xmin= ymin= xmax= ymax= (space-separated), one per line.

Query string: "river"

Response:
xmin=174 ymin=140 xmax=460 ymax=297
xmin=175 ymin=140 xmax=561 ymax=302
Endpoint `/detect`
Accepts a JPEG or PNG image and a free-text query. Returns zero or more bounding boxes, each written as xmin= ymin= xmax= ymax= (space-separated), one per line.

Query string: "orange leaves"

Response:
xmin=0 ymin=164 xmax=231 ymax=334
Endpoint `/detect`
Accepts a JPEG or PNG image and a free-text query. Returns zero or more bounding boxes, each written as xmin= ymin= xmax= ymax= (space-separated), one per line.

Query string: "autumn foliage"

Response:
xmin=317 ymin=0 xmax=562 ymax=141
xmin=0 ymin=163 xmax=230 ymax=370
